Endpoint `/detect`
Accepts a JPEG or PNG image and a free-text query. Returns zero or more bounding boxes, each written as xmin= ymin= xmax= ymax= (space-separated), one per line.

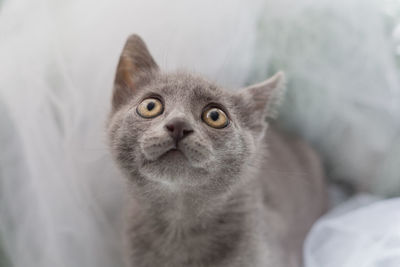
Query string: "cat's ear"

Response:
xmin=235 ymin=72 xmax=285 ymax=132
xmin=112 ymin=34 xmax=159 ymax=111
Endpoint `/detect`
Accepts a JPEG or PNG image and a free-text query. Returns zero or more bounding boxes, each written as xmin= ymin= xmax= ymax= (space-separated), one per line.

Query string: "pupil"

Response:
xmin=147 ymin=102 xmax=155 ymax=111
xmin=210 ymin=110 xmax=219 ymax=121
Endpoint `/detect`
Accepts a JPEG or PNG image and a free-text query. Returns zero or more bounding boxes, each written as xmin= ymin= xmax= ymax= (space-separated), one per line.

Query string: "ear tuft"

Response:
xmin=112 ymin=34 xmax=159 ymax=111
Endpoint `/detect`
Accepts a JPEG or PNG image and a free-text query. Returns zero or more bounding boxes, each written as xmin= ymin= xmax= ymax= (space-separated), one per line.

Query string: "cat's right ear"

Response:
xmin=112 ymin=34 xmax=159 ymax=111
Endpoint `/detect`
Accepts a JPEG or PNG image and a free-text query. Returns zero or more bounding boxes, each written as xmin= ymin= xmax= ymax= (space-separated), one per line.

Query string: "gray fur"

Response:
xmin=107 ymin=34 xmax=328 ymax=267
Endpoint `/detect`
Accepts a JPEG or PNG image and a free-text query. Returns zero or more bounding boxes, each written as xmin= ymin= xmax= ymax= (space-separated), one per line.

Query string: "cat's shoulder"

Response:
xmin=264 ymin=123 xmax=323 ymax=174
xmin=260 ymin=123 xmax=328 ymax=211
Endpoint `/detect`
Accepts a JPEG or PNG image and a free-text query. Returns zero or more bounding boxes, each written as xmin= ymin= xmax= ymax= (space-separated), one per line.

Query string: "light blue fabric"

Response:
xmin=251 ymin=0 xmax=400 ymax=196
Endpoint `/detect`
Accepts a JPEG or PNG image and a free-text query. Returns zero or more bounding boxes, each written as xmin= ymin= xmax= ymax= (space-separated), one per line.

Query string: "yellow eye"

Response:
xmin=202 ymin=107 xmax=229 ymax=129
xmin=137 ymin=98 xmax=163 ymax=118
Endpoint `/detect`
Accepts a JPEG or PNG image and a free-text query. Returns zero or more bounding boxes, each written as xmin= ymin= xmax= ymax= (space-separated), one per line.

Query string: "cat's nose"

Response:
xmin=165 ymin=119 xmax=194 ymax=144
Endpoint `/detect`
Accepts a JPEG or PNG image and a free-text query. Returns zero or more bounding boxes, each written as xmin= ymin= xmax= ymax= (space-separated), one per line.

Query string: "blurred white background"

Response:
xmin=0 ymin=0 xmax=399 ymax=266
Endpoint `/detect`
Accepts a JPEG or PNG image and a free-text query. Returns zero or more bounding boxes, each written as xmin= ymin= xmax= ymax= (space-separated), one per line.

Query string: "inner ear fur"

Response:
xmin=112 ymin=34 xmax=159 ymax=111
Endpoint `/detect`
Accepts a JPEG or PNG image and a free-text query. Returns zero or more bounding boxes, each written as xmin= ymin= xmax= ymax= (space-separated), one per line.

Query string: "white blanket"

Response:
xmin=305 ymin=195 xmax=400 ymax=267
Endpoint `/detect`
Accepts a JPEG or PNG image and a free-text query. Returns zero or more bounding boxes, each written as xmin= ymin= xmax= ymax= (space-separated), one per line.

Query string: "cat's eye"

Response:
xmin=202 ymin=107 xmax=229 ymax=129
xmin=137 ymin=98 xmax=163 ymax=118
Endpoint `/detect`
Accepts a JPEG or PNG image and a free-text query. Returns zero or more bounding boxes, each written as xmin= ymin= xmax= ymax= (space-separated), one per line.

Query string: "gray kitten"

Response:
xmin=107 ymin=34 xmax=328 ymax=267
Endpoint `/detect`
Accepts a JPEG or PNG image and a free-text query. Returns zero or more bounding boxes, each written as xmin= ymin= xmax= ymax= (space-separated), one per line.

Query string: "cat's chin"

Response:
xmin=140 ymin=150 xmax=190 ymax=177
xmin=139 ymin=149 xmax=211 ymax=185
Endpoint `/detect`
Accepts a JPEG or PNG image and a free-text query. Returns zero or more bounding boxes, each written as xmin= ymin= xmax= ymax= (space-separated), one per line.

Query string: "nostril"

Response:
xmin=182 ymin=129 xmax=193 ymax=137
xmin=166 ymin=124 xmax=174 ymax=132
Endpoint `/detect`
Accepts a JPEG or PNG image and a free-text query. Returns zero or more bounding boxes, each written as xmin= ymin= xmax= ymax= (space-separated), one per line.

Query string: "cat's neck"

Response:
xmin=127 ymin=176 xmax=263 ymax=266
xmin=133 ymin=178 xmax=254 ymax=227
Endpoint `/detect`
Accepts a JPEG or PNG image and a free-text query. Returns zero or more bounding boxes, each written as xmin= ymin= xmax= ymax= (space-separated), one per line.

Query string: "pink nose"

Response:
xmin=165 ymin=119 xmax=194 ymax=144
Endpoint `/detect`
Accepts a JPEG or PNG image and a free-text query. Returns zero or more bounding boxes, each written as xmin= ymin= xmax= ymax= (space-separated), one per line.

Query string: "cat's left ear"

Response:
xmin=235 ymin=72 xmax=285 ymax=132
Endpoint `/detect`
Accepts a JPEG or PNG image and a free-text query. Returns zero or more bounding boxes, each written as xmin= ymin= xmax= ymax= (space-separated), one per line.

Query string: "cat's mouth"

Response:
xmin=163 ymin=147 xmax=185 ymax=158
xmin=141 ymin=138 xmax=211 ymax=167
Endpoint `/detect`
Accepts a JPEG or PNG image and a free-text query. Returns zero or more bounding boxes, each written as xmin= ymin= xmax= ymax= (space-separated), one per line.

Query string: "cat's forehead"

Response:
xmin=149 ymin=72 xmax=227 ymax=104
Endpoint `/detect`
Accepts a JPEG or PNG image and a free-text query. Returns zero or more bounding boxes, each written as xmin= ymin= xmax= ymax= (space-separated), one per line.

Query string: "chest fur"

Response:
xmin=126 ymin=205 xmax=253 ymax=267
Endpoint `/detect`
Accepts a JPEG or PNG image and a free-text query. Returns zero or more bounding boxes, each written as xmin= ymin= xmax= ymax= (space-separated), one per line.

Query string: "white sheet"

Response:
xmin=305 ymin=195 xmax=400 ymax=267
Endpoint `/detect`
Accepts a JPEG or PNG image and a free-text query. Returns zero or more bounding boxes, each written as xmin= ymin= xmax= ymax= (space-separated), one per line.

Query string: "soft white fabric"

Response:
xmin=305 ymin=195 xmax=400 ymax=267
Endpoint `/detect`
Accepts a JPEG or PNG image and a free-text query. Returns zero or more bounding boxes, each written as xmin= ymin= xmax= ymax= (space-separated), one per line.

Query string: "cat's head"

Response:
xmin=108 ymin=34 xmax=284 ymax=192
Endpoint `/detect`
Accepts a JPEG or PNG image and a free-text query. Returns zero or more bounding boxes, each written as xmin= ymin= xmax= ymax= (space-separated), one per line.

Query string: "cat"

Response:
xmin=107 ymin=34 xmax=328 ymax=267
